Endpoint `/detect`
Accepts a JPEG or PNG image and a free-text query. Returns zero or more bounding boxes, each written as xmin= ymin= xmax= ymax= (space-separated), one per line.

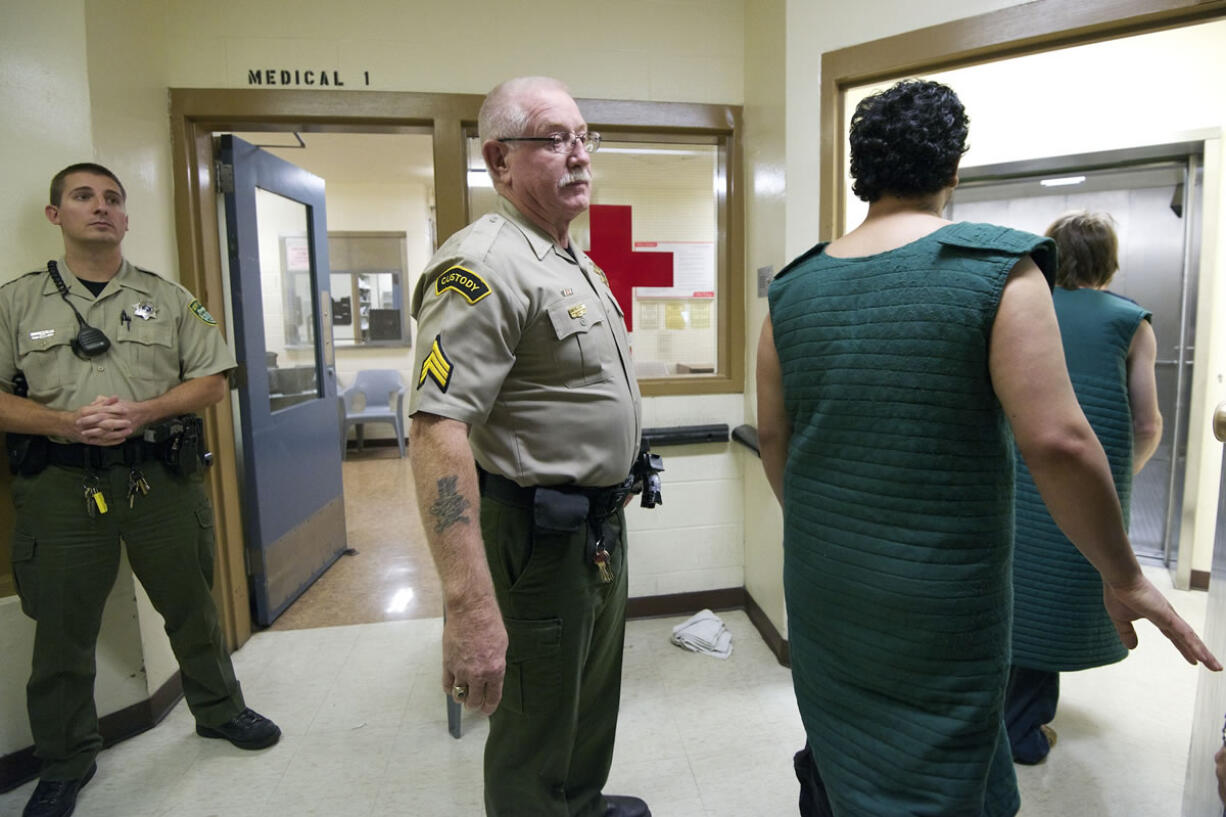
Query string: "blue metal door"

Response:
xmin=219 ymin=134 xmax=347 ymax=626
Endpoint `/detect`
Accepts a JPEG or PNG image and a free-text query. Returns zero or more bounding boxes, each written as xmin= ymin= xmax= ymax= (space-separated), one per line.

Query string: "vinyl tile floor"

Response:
xmin=267 ymin=445 xmax=443 ymax=630
xmin=0 ymin=565 xmax=1211 ymax=817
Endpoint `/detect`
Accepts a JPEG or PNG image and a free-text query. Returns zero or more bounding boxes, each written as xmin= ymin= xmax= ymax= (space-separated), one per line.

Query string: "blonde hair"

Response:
xmin=1045 ymin=210 xmax=1120 ymax=289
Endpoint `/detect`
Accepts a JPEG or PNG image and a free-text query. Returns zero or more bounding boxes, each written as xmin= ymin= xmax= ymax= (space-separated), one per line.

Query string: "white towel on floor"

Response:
xmin=670 ymin=609 xmax=733 ymax=658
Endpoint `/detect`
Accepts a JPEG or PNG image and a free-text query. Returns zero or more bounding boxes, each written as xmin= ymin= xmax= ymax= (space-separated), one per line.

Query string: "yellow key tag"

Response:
xmin=93 ymin=490 xmax=109 ymax=514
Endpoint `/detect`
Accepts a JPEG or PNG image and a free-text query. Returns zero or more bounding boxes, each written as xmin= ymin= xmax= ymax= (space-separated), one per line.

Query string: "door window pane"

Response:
xmin=254 ymin=188 xmax=320 ymax=412
xmin=467 ymin=136 xmax=723 ymax=380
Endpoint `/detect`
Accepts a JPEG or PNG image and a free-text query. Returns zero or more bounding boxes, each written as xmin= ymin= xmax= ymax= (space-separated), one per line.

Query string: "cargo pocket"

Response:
xmin=194 ymin=502 xmax=216 ymax=588
xmin=11 ymin=532 xmax=39 ymax=619
xmin=500 ymin=616 xmax=563 ymax=715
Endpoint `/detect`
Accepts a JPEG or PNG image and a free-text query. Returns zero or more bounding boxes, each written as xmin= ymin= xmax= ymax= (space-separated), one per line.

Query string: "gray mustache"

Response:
xmin=559 ymin=169 xmax=591 ymax=187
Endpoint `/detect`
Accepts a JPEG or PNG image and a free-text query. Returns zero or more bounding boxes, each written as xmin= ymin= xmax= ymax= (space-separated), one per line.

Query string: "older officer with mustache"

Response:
xmin=408 ymin=77 xmax=648 ymax=817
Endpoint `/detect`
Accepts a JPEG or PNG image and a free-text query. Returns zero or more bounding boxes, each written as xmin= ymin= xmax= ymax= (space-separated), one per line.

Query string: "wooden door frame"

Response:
xmin=818 ymin=0 xmax=1226 ymax=239
xmin=169 ymin=89 xmax=743 ymax=646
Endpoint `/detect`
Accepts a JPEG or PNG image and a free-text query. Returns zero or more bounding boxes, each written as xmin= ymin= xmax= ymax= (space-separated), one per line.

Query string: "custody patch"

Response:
xmin=435 ymin=265 xmax=491 ymax=304
xmin=418 ymin=335 xmax=454 ymax=392
xmin=188 ymin=299 xmax=218 ymax=325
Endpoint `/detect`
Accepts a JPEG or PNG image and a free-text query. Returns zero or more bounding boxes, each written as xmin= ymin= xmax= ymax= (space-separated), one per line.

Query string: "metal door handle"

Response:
xmin=1215 ymin=401 xmax=1226 ymax=443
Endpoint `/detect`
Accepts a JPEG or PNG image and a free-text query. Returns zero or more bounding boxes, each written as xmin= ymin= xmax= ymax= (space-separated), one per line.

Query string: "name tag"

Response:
xmin=29 ymin=329 xmax=55 ymax=340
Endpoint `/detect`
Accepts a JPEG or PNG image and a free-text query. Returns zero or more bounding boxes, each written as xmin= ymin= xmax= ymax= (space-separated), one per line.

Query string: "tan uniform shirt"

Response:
xmin=0 ymin=258 xmax=236 ymax=430
xmin=410 ymin=197 xmax=642 ymax=487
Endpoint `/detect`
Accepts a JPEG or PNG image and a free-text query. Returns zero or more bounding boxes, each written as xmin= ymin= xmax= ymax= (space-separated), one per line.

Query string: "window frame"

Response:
xmin=464 ymin=121 xmax=742 ymax=394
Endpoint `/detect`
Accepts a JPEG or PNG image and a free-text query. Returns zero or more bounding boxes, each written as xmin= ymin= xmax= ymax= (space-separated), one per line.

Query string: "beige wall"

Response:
xmin=783 ymin=0 xmax=1027 ymax=258
xmin=2 ymin=0 xmax=95 ymax=279
xmin=742 ymin=0 xmax=788 ymax=634
xmin=0 ymin=0 xmax=751 ymax=759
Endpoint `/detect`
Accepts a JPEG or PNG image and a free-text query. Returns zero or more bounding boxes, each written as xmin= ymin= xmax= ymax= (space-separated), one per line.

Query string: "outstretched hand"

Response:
xmin=1103 ymin=575 xmax=1222 ymax=670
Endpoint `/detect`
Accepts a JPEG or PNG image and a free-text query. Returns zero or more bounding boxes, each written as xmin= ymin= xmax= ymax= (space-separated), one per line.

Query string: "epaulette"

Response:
xmin=0 ymin=269 xmax=50 ymax=290
xmin=773 ymin=241 xmax=831 ymax=281
xmin=938 ymin=222 xmax=1056 ymax=288
xmin=458 ymin=212 xmax=506 ymax=263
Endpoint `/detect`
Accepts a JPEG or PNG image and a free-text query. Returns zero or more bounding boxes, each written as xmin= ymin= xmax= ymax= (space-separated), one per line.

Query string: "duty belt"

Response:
xmin=477 ymin=468 xmax=626 ymax=518
xmin=47 ymin=439 xmax=157 ymax=470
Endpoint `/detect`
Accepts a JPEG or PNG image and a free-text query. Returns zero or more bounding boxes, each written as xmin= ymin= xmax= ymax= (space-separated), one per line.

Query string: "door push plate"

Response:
xmin=320 ymin=290 xmax=334 ymax=367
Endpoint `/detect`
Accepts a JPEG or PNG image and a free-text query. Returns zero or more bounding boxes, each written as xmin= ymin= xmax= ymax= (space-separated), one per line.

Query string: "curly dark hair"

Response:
xmin=848 ymin=80 xmax=969 ymax=203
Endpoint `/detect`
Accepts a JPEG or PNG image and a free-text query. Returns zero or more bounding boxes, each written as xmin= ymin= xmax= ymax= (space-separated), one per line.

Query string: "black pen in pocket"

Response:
xmin=120 ymin=310 xmax=131 ymax=330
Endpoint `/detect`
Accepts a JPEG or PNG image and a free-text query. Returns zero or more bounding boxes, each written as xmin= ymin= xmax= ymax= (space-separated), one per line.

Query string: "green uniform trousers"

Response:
xmin=480 ymin=487 xmax=628 ymax=817
xmin=10 ymin=461 xmax=245 ymax=780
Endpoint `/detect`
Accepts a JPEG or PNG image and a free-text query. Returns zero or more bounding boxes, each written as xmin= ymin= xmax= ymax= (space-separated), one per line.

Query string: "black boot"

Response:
xmin=22 ymin=762 xmax=96 ymax=817
xmin=196 ymin=707 xmax=281 ymax=749
xmin=604 ymin=794 xmax=652 ymax=817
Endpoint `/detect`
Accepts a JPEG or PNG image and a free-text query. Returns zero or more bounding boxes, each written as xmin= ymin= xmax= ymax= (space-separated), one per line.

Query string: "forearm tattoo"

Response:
xmin=430 ymin=475 xmax=471 ymax=534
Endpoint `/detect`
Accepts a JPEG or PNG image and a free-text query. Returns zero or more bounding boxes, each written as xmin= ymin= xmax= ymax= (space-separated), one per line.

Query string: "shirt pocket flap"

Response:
xmin=124 ymin=320 xmax=174 ymax=348
xmin=546 ymin=299 xmax=604 ymax=341
xmin=16 ymin=322 xmax=76 ymax=355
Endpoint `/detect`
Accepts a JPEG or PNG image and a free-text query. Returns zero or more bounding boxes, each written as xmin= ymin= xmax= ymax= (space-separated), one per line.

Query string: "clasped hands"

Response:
xmin=72 ymin=395 xmax=150 ymax=446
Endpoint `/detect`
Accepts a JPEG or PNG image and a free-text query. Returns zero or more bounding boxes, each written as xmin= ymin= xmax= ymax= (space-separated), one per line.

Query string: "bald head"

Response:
xmin=478 ymin=76 xmax=572 ymax=142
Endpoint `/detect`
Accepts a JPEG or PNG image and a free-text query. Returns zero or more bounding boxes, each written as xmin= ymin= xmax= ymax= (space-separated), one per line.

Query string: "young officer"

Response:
xmin=408 ymin=77 xmax=651 ymax=817
xmin=0 ymin=163 xmax=279 ymax=817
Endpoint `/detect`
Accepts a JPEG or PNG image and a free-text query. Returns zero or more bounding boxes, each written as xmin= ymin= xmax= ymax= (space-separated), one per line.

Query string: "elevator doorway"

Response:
xmin=951 ymin=147 xmax=1204 ymax=565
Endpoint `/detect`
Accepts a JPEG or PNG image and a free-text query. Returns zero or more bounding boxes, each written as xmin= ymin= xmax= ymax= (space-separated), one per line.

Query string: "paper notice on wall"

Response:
xmin=664 ymin=303 xmax=687 ymax=330
xmin=637 ymin=302 xmax=662 ymax=331
xmin=634 ymin=241 xmax=715 ymax=299
xmin=690 ymin=301 xmax=711 ymax=329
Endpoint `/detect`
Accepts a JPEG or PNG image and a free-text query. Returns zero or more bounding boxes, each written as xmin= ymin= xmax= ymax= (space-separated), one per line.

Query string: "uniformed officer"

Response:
xmin=408 ymin=78 xmax=651 ymax=817
xmin=0 ymin=163 xmax=280 ymax=817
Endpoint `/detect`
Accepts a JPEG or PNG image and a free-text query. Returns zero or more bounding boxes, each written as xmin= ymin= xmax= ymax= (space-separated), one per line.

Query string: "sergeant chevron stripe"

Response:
xmin=418 ymin=335 xmax=453 ymax=391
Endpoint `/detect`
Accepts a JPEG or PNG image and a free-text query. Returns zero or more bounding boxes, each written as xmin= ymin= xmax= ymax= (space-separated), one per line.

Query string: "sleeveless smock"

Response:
xmin=768 ymin=222 xmax=1055 ymax=817
xmin=1011 ymin=288 xmax=1150 ymax=671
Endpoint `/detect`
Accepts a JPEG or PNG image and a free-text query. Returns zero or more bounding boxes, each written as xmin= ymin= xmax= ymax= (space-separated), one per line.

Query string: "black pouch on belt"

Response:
xmin=5 ymin=433 xmax=48 ymax=477
xmin=533 ymin=488 xmax=593 ymax=558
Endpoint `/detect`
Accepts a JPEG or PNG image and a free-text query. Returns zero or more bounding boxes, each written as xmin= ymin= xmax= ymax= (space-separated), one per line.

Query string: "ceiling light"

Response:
xmin=1039 ymin=175 xmax=1087 ymax=187
xmin=599 ymin=147 xmax=709 ymax=156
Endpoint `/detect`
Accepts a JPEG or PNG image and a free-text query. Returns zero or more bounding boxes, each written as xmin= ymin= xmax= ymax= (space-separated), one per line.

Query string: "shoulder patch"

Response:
xmin=417 ymin=334 xmax=454 ymax=392
xmin=435 ymin=265 xmax=491 ymax=305
xmin=188 ymin=299 xmax=218 ymax=325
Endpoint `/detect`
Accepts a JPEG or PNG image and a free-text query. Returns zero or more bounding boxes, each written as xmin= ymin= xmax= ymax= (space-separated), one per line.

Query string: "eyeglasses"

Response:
xmin=497 ymin=131 xmax=601 ymax=154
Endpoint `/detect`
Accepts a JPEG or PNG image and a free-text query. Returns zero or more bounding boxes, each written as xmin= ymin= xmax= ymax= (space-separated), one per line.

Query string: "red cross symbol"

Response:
xmin=586 ymin=204 xmax=673 ymax=332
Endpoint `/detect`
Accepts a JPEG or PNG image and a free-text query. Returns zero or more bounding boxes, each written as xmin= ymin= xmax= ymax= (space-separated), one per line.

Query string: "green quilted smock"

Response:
xmin=768 ymin=222 xmax=1055 ymax=817
xmin=1011 ymin=287 xmax=1150 ymax=671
